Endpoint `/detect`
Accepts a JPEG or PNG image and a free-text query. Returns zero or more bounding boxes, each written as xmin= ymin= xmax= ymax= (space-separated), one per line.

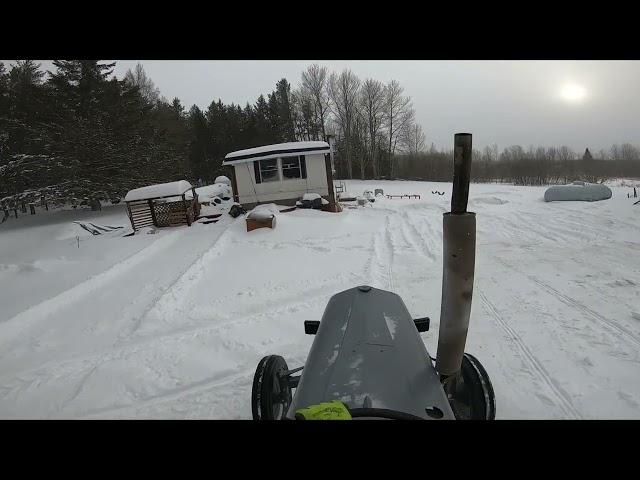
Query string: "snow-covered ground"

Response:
xmin=1 ymin=180 xmax=639 ymax=419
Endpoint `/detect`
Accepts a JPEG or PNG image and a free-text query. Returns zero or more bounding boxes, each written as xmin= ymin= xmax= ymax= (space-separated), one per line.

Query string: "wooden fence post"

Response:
xmin=183 ymin=194 xmax=191 ymax=226
xmin=126 ymin=202 xmax=136 ymax=230
xmin=148 ymin=199 xmax=158 ymax=227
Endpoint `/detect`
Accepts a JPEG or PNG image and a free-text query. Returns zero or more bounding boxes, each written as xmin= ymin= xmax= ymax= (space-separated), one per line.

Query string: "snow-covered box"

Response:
xmin=246 ymin=203 xmax=278 ymax=232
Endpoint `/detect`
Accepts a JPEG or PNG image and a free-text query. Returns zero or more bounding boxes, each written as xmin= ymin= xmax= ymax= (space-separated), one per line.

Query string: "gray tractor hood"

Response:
xmin=286 ymin=286 xmax=455 ymax=419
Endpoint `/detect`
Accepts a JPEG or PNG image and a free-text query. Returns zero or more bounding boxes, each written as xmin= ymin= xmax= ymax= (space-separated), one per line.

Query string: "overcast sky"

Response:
xmin=16 ymin=60 xmax=640 ymax=153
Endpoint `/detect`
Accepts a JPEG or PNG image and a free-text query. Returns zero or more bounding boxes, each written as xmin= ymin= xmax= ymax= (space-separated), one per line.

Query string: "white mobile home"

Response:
xmin=222 ymin=141 xmax=336 ymax=209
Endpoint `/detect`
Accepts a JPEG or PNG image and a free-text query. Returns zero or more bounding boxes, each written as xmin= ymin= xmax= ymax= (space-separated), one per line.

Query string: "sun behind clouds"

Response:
xmin=560 ymin=83 xmax=587 ymax=103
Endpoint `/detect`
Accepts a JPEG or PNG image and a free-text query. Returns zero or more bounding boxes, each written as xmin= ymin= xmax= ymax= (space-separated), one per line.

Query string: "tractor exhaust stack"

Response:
xmin=435 ymin=133 xmax=476 ymax=378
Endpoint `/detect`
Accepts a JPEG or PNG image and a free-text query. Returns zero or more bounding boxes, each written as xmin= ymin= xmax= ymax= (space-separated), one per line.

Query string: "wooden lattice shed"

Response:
xmin=124 ymin=180 xmax=201 ymax=231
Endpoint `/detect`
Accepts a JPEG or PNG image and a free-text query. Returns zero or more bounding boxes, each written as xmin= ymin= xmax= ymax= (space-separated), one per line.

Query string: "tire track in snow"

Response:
xmin=383 ymin=215 xmax=395 ymax=290
xmin=77 ymin=368 xmax=253 ymax=419
xmin=478 ymin=290 xmax=582 ymax=419
xmin=0 ymin=230 xmax=187 ymax=340
xmin=185 ymin=271 xmax=357 ymax=323
xmin=0 ymin=275 xmax=345 ymax=395
xmin=386 ymin=213 xmax=415 ymax=255
xmin=479 ymin=211 xmax=557 ymax=246
xmin=367 ymin=213 xmax=394 ymax=290
xmin=492 ymin=255 xmax=640 ymax=351
xmin=59 ymin=364 xmax=101 ymax=413
xmin=519 ymin=211 xmax=607 ymax=244
xmin=550 ymin=205 xmax=640 ymax=234
xmin=0 ymin=298 xmax=298 ymax=380
xmin=119 ymin=223 xmax=235 ymax=338
xmin=398 ymin=210 xmax=437 ymax=261
xmin=527 ymin=276 xmax=640 ymax=350
xmin=0 ymin=222 xmax=237 ymax=387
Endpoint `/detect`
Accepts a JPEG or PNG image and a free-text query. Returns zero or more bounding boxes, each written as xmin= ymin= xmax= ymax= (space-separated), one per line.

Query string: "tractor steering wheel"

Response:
xmin=347 ymin=408 xmax=426 ymax=420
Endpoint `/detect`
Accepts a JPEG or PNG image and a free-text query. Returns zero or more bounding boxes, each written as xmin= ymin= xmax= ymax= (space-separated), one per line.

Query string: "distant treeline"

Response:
xmin=391 ymin=144 xmax=640 ymax=185
xmin=1 ymin=60 xmax=639 ymax=209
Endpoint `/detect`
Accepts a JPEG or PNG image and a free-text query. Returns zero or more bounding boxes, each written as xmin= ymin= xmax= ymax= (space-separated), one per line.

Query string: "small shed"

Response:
xmin=124 ymin=180 xmax=201 ymax=231
xmin=221 ymin=141 xmax=336 ymax=209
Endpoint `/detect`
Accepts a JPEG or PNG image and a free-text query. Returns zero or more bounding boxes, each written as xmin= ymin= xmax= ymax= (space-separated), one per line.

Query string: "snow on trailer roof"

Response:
xmin=222 ymin=141 xmax=330 ymax=165
xmin=124 ymin=180 xmax=194 ymax=202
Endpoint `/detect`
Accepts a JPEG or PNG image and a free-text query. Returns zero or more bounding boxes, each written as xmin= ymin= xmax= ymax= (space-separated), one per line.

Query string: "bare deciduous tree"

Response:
xmin=301 ymin=64 xmax=331 ymax=141
xmin=124 ymin=63 xmax=160 ymax=105
xmin=353 ymin=107 xmax=369 ymax=179
xmin=400 ymin=122 xmax=426 ymax=156
xmin=557 ymin=145 xmax=576 ymax=162
xmin=329 ymin=69 xmax=361 ymax=179
xmin=359 ymin=79 xmax=386 ymax=178
xmin=383 ymin=80 xmax=413 ymax=178
xmin=291 ymin=87 xmax=317 ymax=141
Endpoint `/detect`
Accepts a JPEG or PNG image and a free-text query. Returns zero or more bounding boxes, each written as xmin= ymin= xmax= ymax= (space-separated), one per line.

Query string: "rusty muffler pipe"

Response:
xmin=435 ymin=133 xmax=476 ymax=378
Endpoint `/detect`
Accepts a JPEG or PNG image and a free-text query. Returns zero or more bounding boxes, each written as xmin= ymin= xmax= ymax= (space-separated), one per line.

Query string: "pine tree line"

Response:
xmin=0 ymin=60 xmax=188 ymax=209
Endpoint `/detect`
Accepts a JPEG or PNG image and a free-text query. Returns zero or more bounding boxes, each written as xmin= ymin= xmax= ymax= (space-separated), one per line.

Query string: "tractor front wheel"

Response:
xmin=447 ymin=353 xmax=496 ymax=420
xmin=251 ymin=355 xmax=292 ymax=420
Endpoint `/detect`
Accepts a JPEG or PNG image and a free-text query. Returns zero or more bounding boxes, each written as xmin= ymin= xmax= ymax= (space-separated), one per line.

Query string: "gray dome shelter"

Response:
xmin=544 ymin=181 xmax=612 ymax=202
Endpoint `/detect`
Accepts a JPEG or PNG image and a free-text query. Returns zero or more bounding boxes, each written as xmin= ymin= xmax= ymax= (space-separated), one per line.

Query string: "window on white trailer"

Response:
xmin=282 ymin=156 xmax=302 ymax=179
xmin=259 ymin=159 xmax=279 ymax=182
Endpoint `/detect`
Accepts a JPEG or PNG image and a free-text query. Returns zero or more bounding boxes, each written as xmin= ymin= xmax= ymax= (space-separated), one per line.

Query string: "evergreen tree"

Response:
xmin=171 ymin=97 xmax=184 ymax=118
xmin=48 ymin=60 xmax=116 ymax=118
xmin=274 ymin=78 xmax=296 ymax=142
xmin=267 ymin=92 xmax=281 ymax=141
xmin=4 ymin=60 xmax=50 ymax=155
xmin=0 ymin=60 xmax=189 ymax=206
xmin=187 ymin=105 xmax=209 ymax=181
xmin=0 ymin=63 xmax=8 ymax=158
xmin=152 ymin=98 xmax=189 ymax=177
xmin=254 ymin=94 xmax=275 ymax=145
xmin=242 ymin=103 xmax=258 ymax=148
xmin=0 ymin=63 xmax=8 ymax=117
xmin=206 ymin=99 xmax=226 ymax=164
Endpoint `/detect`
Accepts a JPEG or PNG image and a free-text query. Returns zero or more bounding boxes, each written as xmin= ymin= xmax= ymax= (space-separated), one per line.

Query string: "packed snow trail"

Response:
xmin=1 ymin=180 xmax=640 ymax=418
xmin=0 ymin=216 xmax=235 ymax=417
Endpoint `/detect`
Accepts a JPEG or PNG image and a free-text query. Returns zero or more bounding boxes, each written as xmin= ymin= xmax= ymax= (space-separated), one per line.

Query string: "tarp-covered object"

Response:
xmin=544 ymin=182 xmax=612 ymax=202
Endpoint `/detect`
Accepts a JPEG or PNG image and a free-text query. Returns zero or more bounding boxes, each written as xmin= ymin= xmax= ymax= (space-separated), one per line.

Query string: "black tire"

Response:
xmin=449 ymin=353 xmax=496 ymax=420
xmin=251 ymin=355 xmax=292 ymax=420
